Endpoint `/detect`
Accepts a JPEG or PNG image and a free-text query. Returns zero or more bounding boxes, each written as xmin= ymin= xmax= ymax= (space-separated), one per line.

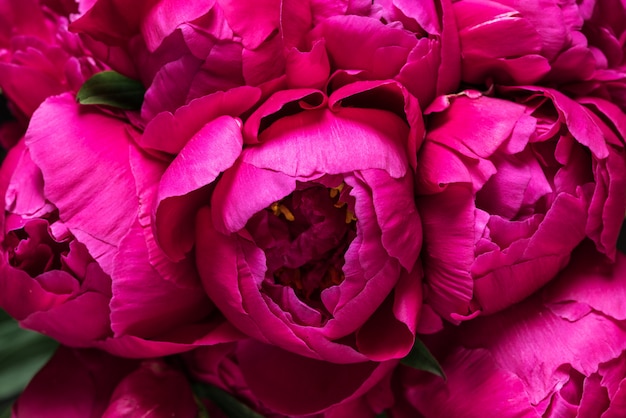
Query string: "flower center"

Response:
xmin=246 ymin=180 xmax=357 ymax=311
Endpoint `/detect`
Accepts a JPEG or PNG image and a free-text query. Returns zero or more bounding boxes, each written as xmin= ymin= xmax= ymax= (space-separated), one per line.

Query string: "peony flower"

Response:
xmin=186 ymin=340 xmax=396 ymax=417
xmin=185 ymin=80 xmax=424 ymax=364
xmin=0 ymin=94 xmax=242 ymax=357
xmin=451 ymin=0 xmax=597 ymax=86
xmin=390 ymin=245 xmax=626 ymax=418
xmin=0 ymin=0 xmax=102 ymax=120
xmin=562 ymin=0 xmax=626 ymax=111
xmin=452 ymin=0 xmax=626 ymax=106
xmin=416 ymin=86 xmax=626 ymax=323
xmin=70 ymin=0 xmax=270 ymax=124
xmin=12 ymin=347 xmax=198 ymax=418
xmin=69 ymin=0 xmax=460 ymax=137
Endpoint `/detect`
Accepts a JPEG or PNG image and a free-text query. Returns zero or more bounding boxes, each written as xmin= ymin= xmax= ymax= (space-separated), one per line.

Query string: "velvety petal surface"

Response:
xmin=25 ymin=94 xmax=138 ymax=275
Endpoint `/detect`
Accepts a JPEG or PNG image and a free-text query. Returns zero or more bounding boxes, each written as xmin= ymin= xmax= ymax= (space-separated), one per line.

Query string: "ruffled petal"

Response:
xmin=103 ymin=360 xmax=197 ymax=417
xmin=13 ymin=347 xmax=138 ymax=418
xmin=236 ymin=340 xmax=396 ymax=416
xmin=245 ymin=107 xmax=409 ymax=178
xmin=155 ymin=115 xmax=242 ymax=260
xmin=405 ymin=348 xmax=539 ymax=418
xmin=25 ymin=94 xmax=138 ymax=275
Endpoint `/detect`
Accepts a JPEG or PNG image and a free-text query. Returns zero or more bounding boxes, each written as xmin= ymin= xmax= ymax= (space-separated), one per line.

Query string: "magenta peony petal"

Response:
xmin=219 ymin=0 xmax=280 ymax=49
xmin=435 ymin=0 xmax=461 ymax=97
xmin=587 ymin=146 xmax=626 ymax=260
xmin=355 ymin=266 xmax=421 ymax=361
xmin=392 ymin=0 xmax=440 ymax=34
xmin=359 ymin=169 xmax=421 ymax=270
xmin=94 ymin=319 xmax=244 ymax=358
xmin=102 ymin=360 xmax=197 ymax=417
xmin=141 ymin=0 xmax=215 ymax=51
xmin=544 ymin=247 xmax=626 ymax=322
xmin=155 ymin=115 xmax=242 ymax=260
xmin=418 ymin=183 xmax=475 ymax=320
xmin=211 ymin=160 xmax=296 ymax=234
xmin=236 ymin=340 xmax=396 ymax=415
xmin=25 ymin=94 xmax=138 ymax=275
xmin=110 ymin=219 xmax=213 ymax=340
xmin=508 ymin=86 xmax=609 ymax=159
xmin=460 ymin=304 xmax=626 ymax=405
xmin=427 ymin=94 xmax=526 ymax=159
xmin=0 ymin=63 xmax=65 ymax=117
xmin=196 ymin=207 xmax=314 ymax=354
xmin=242 ymin=88 xmax=327 ymax=144
xmin=0 ymin=265 xmax=75 ymax=321
xmin=140 ymin=53 xmax=204 ymax=121
xmin=69 ymin=0 xmax=147 ymax=44
xmin=142 ymin=86 xmax=259 ymax=154
xmin=328 ymin=79 xmax=423 ymax=169
xmin=473 ymin=192 xmax=588 ymax=314
xmin=406 ymin=348 xmax=538 ymax=418
xmin=13 ymin=347 xmax=138 ymax=418
xmin=21 ymin=291 xmax=113 ymax=347
xmin=311 ymin=15 xmax=416 ymax=79
xmin=246 ymin=107 xmax=409 ymax=178
xmin=457 ymin=5 xmax=543 ymax=58
xmin=285 ymin=40 xmax=331 ymax=90
xmin=242 ymin=35 xmax=286 ymax=86
xmin=3 ymin=140 xmax=49 ymax=219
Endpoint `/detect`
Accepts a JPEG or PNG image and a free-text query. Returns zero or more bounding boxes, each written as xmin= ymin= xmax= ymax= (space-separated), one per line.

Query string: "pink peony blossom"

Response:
xmin=453 ymin=0 xmax=626 ymax=105
xmin=0 ymin=95 xmax=242 ymax=357
xmin=562 ymin=0 xmax=626 ymax=111
xmin=187 ymin=81 xmax=424 ymax=364
xmin=0 ymin=0 xmax=102 ymax=120
xmin=12 ymin=347 xmax=198 ymax=418
xmin=390 ymin=245 xmax=626 ymax=418
xmin=69 ymin=0 xmax=460 ymax=133
xmin=416 ymin=86 xmax=626 ymax=323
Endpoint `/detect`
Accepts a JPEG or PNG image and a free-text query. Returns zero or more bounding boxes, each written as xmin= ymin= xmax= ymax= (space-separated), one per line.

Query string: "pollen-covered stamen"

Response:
xmin=329 ymin=182 xmax=357 ymax=223
xmin=345 ymin=209 xmax=357 ymax=224
xmin=270 ymin=201 xmax=295 ymax=221
xmin=329 ymin=183 xmax=344 ymax=199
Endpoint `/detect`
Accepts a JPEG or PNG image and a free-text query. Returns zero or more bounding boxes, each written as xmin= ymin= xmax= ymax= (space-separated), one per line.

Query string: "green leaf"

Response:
xmin=193 ymin=393 xmax=210 ymax=418
xmin=0 ymin=311 xmax=58 ymax=400
xmin=401 ymin=337 xmax=446 ymax=379
xmin=76 ymin=71 xmax=145 ymax=110
xmin=193 ymin=383 xmax=264 ymax=418
xmin=0 ymin=404 xmax=12 ymax=418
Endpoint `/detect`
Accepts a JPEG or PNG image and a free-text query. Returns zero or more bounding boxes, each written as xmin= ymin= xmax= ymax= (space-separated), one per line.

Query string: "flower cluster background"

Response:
xmin=2 ymin=0 xmax=626 ymax=417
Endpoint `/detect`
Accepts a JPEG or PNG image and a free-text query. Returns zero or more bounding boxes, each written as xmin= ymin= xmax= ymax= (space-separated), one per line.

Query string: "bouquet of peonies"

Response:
xmin=1 ymin=0 xmax=626 ymax=416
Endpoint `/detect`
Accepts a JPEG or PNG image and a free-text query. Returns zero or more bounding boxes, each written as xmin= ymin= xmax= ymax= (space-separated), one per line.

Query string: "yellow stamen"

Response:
xmin=270 ymin=202 xmax=280 ymax=216
xmin=345 ymin=209 xmax=357 ymax=224
xmin=270 ymin=201 xmax=295 ymax=221
xmin=329 ymin=183 xmax=344 ymax=199
xmin=279 ymin=205 xmax=295 ymax=221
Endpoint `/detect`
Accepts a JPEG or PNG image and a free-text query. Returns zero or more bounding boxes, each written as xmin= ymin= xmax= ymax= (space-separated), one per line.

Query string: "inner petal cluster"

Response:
xmin=245 ymin=180 xmax=357 ymax=317
xmin=5 ymin=219 xmax=69 ymax=278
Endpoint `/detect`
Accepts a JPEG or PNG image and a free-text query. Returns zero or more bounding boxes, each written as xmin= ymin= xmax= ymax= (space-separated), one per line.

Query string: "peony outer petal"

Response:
xmin=156 ymin=115 xmax=243 ymax=261
xmin=102 ymin=360 xmax=197 ymax=417
xmin=236 ymin=340 xmax=396 ymax=416
xmin=13 ymin=347 xmax=138 ymax=418
xmin=25 ymin=94 xmax=138 ymax=275
xmin=246 ymin=107 xmax=409 ymax=178
xmin=110 ymin=219 xmax=213 ymax=340
xmin=406 ymin=348 xmax=539 ymax=418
